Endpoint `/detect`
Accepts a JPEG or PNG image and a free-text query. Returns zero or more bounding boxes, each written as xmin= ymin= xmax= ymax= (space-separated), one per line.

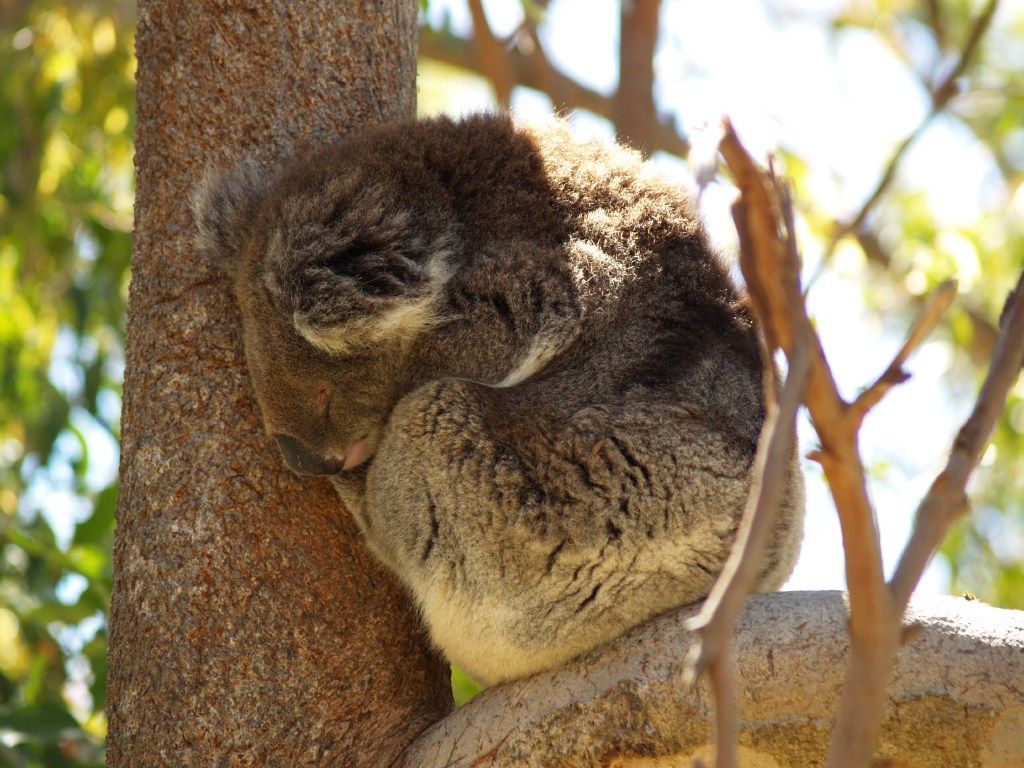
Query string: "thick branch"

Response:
xmin=614 ymin=0 xmax=660 ymax=152
xmin=467 ymin=0 xmax=514 ymax=108
xmin=398 ymin=593 xmax=1024 ymax=767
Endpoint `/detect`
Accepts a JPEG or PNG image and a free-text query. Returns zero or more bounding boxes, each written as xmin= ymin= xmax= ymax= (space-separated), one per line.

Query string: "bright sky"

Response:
xmin=420 ymin=0 xmax=1024 ymax=595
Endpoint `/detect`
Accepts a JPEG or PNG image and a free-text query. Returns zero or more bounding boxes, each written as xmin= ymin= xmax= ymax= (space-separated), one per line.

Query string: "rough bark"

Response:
xmin=399 ymin=592 xmax=1024 ymax=768
xmin=107 ymin=2 xmax=452 ymax=766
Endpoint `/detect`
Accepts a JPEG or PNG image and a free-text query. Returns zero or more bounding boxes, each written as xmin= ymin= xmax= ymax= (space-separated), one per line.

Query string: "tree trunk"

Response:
xmin=107 ymin=2 xmax=452 ymax=765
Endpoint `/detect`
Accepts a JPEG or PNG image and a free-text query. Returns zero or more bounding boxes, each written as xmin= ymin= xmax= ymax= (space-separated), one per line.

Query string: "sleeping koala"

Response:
xmin=192 ymin=113 xmax=804 ymax=686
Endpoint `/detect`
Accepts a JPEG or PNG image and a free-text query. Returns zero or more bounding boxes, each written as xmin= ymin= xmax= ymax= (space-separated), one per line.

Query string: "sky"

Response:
xmin=420 ymin=0 xmax=1024 ymax=595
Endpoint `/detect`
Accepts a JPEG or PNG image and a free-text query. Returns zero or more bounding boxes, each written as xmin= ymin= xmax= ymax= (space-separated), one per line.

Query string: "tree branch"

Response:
xmin=418 ymin=24 xmax=690 ymax=157
xmin=715 ymin=118 xmax=1023 ymax=767
xmin=397 ymin=592 xmax=1024 ymax=767
xmin=890 ymin=269 xmax=1024 ymax=610
xmin=467 ymin=0 xmax=514 ymax=108
xmin=848 ymin=279 xmax=958 ymax=425
xmin=833 ymin=0 xmax=1000 ymax=242
xmin=855 ymin=231 xmax=999 ymax=366
xmin=614 ymin=0 xmax=660 ymax=152
xmin=685 ymin=340 xmax=809 ymax=768
xmin=718 ymin=122 xmax=896 ymax=766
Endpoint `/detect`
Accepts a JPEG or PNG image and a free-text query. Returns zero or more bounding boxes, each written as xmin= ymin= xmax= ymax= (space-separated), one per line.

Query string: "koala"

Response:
xmin=192 ymin=113 xmax=804 ymax=686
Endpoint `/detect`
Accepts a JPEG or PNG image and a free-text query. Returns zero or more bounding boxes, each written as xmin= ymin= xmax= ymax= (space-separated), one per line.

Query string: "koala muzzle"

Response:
xmin=273 ymin=434 xmax=344 ymax=477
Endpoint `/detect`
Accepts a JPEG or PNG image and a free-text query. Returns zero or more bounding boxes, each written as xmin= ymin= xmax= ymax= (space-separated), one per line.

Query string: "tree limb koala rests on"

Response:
xmin=192 ymin=113 xmax=805 ymax=686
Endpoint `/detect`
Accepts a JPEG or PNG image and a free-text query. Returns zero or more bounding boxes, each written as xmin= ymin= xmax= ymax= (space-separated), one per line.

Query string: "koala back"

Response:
xmin=192 ymin=113 xmax=805 ymax=686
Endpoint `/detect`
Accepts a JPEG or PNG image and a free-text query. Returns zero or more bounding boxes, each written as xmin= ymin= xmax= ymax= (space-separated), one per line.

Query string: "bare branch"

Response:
xmin=824 ymin=267 xmax=1024 ymax=767
xmin=614 ymin=0 xmax=660 ymax=152
xmin=467 ymin=0 xmax=514 ymax=108
xmin=734 ymin=153 xmax=1020 ymax=768
xmin=924 ymin=0 xmax=947 ymax=50
xmin=833 ymin=0 xmax=1000 ymax=243
xmin=418 ymin=24 xmax=690 ymax=157
xmin=685 ymin=341 xmax=809 ymax=768
xmin=687 ymin=346 xmax=810 ymax=664
xmin=834 ymin=129 xmax=920 ymax=241
xmin=849 ymin=279 xmax=958 ymax=424
xmin=890 ymin=269 xmax=1024 ymax=610
xmin=718 ymin=121 xmax=904 ymax=768
xmin=855 ymin=231 xmax=999 ymax=366
xmin=930 ymin=0 xmax=999 ymax=105
xmin=705 ymin=650 xmax=737 ymax=768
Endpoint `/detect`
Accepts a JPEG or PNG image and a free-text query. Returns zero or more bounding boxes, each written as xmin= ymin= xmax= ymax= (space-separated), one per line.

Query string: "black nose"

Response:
xmin=273 ymin=434 xmax=343 ymax=477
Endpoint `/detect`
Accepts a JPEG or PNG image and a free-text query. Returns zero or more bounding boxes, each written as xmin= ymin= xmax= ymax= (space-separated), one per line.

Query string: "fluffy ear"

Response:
xmin=288 ymin=238 xmax=456 ymax=355
xmin=190 ymin=158 xmax=268 ymax=267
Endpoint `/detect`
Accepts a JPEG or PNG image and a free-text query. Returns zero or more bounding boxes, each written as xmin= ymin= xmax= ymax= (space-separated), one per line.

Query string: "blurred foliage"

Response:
xmin=796 ymin=0 xmax=1024 ymax=608
xmin=1 ymin=0 xmax=132 ymax=764
xmin=1 ymin=0 xmax=1021 ymax=760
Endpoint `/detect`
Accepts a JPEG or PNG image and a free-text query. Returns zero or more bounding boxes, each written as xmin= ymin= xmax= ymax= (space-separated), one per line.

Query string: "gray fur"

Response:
xmin=192 ymin=113 xmax=805 ymax=686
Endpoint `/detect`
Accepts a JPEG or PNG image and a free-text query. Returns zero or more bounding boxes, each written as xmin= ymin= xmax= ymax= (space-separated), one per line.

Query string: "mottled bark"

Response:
xmin=107 ymin=2 xmax=452 ymax=766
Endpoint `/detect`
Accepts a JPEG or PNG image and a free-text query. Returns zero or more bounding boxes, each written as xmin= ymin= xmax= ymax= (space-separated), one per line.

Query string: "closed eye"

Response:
xmin=315 ymin=385 xmax=331 ymax=415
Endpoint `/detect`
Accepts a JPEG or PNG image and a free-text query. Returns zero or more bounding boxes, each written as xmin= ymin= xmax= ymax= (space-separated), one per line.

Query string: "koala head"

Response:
xmin=191 ymin=139 xmax=457 ymax=476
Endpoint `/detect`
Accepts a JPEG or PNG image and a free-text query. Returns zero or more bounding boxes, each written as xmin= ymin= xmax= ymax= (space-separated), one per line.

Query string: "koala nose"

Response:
xmin=273 ymin=434 xmax=344 ymax=477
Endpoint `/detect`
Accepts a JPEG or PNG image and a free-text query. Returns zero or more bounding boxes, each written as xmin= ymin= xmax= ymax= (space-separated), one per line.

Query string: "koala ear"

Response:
xmin=289 ymin=236 xmax=456 ymax=355
xmin=191 ymin=158 xmax=268 ymax=267
xmin=322 ymin=237 xmax=435 ymax=298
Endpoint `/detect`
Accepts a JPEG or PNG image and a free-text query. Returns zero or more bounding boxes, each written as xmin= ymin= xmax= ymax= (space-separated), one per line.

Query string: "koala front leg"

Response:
xmin=327 ymin=464 xmax=409 ymax=573
xmin=365 ymin=376 xmax=755 ymax=685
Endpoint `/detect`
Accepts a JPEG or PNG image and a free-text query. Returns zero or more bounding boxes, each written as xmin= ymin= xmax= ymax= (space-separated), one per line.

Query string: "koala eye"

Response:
xmin=315 ymin=385 xmax=331 ymax=415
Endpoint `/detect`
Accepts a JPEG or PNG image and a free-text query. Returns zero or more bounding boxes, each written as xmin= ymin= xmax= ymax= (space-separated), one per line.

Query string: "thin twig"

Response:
xmin=717 ymin=121 xmax=966 ymax=768
xmin=719 ymin=125 xmax=887 ymax=623
xmin=685 ymin=342 xmax=810 ymax=768
xmin=825 ymin=267 xmax=1024 ymax=767
xmin=848 ymin=279 xmax=958 ymax=425
xmin=924 ymin=0 xmax=947 ymax=49
xmin=832 ymin=0 xmax=1000 ymax=244
xmin=706 ymin=650 xmax=737 ymax=768
xmin=853 ymin=231 xmax=998 ymax=365
xmin=686 ymin=344 xmax=810 ymax=671
xmin=719 ymin=133 xmax=884 ymax=610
